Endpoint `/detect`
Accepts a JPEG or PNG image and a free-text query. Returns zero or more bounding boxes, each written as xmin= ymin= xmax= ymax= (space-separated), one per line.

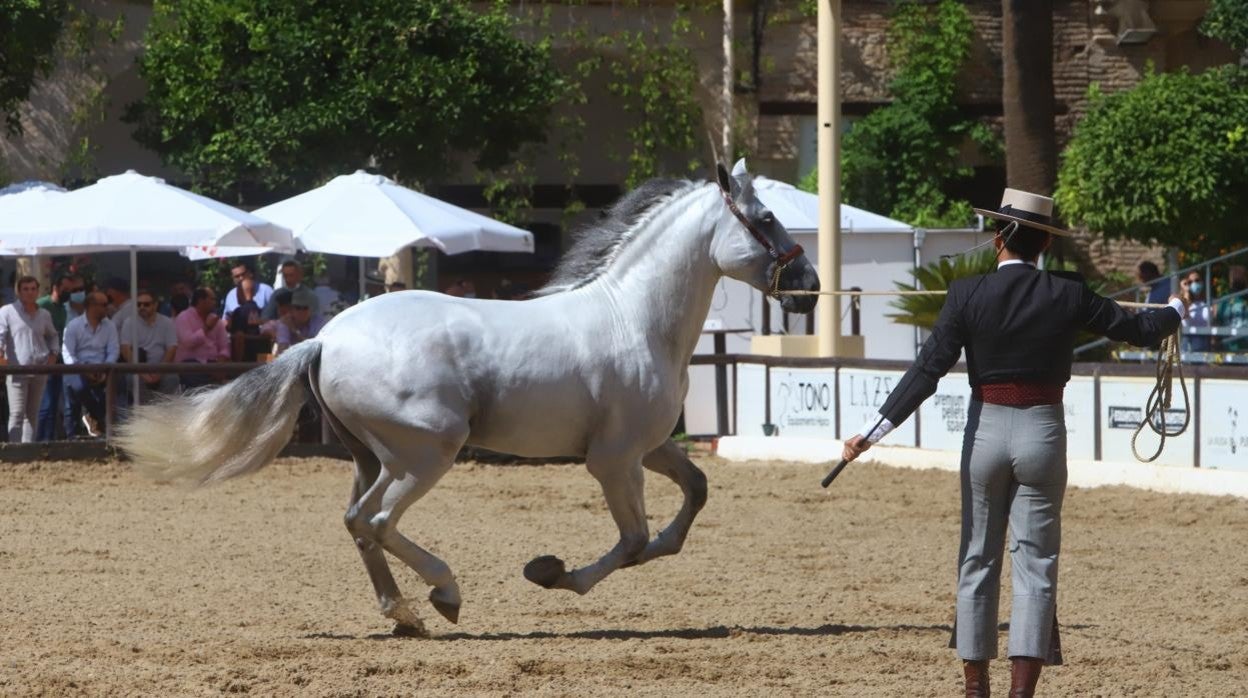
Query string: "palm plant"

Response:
xmin=887 ymin=249 xmax=996 ymax=328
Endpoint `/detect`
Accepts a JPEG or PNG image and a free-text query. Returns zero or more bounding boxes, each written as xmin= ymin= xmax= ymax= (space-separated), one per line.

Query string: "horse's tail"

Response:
xmin=117 ymin=340 xmax=323 ymax=485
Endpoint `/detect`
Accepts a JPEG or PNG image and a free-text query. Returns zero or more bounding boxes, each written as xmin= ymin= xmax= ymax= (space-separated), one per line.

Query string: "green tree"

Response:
xmin=128 ymin=0 xmax=562 ymax=201
xmin=1202 ymin=0 xmax=1248 ymax=62
xmin=0 ymin=0 xmax=67 ymax=134
xmin=1055 ymin=67 xmax=1248 ymax=256
xmin=799 ymin=0 xmax=998 ymax=228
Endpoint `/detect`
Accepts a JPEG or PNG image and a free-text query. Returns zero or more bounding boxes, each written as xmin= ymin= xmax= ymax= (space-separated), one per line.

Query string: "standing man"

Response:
xmin=839 ymin=190 xmax=1186 ymax=697
xmin=119 ymin=290 xmax=179 ymax=401
xmin=36 ymin=273 xmax=83 ymax=441
xmin=0 ymin=276 xmax=60 ymax=442
xmin=62 ymin=291 xmax=119 ymax=438
xmin=264 ymin=260 xmax=318 ymax=319
xmin=223 ymin=262 xmax=274 ymax=326
xmin=174 ymin=287 xmax=230 ymax=389
xmin=1136 ymin=260 xmax=1171 ymax=306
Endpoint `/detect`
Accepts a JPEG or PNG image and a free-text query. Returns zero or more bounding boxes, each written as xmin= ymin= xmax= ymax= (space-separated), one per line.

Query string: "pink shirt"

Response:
xmin=173 ymin=308 xmax=230 ymax=363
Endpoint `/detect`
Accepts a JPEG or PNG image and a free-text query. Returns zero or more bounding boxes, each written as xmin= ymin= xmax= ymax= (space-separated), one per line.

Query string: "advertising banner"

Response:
xmin=838 ymin=368 xmax=916 ymax=447
xmin=1198 ymin=379 xmax=1248 ymax=471
xmin=767 ymin=367 xmax=838 ymax=439
xmin=1099 ymin=377 xmax=1195 ymax=467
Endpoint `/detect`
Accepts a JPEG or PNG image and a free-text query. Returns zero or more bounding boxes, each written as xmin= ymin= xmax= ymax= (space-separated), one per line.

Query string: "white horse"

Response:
xmin=118 ymin=160 xmax=819 ymax=635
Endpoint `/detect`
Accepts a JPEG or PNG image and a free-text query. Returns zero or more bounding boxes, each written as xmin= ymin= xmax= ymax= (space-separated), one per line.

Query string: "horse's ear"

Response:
xmin=716 ymin=162 xmax=731 ymax=194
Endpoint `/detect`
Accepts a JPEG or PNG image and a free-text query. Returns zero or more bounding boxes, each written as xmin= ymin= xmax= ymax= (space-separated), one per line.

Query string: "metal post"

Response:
xmin=722 ymin=0 xmax=734 ymax=160
xmin=850 ymin=285 xmax=862 ymax=335
xmin=104 ymin=368 xmax=115 ymax=443
xmin=816 ymin=0 xmax=844 ymax=357
xmin=714 ymin=332 xmax=729 ymax=436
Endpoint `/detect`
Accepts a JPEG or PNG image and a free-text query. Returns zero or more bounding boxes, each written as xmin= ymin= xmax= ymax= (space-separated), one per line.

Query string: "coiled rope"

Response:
xmin=1130 ymin=330 xmax=1190 ymax=462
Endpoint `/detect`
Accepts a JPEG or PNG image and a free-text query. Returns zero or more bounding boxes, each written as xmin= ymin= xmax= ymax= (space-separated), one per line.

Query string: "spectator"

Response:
xmin=1180 ymin=270 xmax=1213 ymax=352
xmin=62 ymin=291 xmax=118 ymax=438
xmin=264 ymin=260 xmax=318 ymax=319
xmin=102 ymin=277 xmax=136 ymax=329
xmin=223 ymin=263 xmax=274 ymax=325
xmin=1136 ymin=261 xmax=1171 ymax=306
xmin=161 ymin=280 xmax=193 ymax=317
xmin=259 ymin=288 xmax=293 ymax=342
xmin=313 ymin=274 xmax=341 ymax=318
xmin=275 ymin=289 xmax=325 ymax=356
xmin=1216 ymin=265 xmax=1248 ymax=353
xmin=0 ymin=276 xmax=59 ymax=442
xmin=35 ymin=273 xmax=83 ymax=441
xmin=174 ymin=287 xmax=230 ymax=389
xmin=229 ymin=278 xmax=269 ymax=361
xmin=386 ymin=281 xmax=407 ymax=293
xmin=119 ymin=290 xmax=179 ymax=401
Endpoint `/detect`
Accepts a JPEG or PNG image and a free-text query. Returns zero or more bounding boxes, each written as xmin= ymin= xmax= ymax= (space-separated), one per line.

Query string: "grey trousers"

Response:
xmin=952 ymin=400 xmax=1066 ymax=664
xmin=7 ymin=374 xmax=49 ymax=443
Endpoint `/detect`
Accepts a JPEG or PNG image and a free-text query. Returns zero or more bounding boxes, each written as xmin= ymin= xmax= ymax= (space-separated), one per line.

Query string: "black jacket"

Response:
xmin=879 ymin=263 xmax=1182 ymax=426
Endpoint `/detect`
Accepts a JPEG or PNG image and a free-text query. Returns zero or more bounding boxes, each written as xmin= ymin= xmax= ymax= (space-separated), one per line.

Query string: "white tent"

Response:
xmin=752 ymin=176 xmax=913 ymax=234
xmin=252 ymin=170 xmax=534 ymax=257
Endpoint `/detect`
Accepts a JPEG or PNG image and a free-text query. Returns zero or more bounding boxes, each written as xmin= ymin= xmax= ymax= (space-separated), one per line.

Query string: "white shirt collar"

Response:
xmin=997 ymin=259 xmax=1036 ymax=269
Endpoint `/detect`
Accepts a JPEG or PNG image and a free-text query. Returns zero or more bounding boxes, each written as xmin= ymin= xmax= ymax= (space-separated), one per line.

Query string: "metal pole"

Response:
xmin=714 ymin=331 xmax=729 ymax=436
xmin=722 ymin=0 xmax=734 ymax=160
xmin=816 ymin=0 xmax=843 ymax=357
xmin=358 ymin=256 xmax=366 ymax=302
xmin=129 ymin=247 xmax=140 ymax=405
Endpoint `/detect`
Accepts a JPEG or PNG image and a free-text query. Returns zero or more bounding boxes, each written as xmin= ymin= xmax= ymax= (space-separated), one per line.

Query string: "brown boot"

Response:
xmin=1009 ymin=657 xmax=1043 ymax=697
xmin=963 ymin=660 xmax=990 ymax=697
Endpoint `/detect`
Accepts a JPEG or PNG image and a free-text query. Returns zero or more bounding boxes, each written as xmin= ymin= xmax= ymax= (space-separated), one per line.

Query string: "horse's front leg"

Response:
xmin=523 ymin=455 xmax=649 ymax=594
xmin=627 ymin=438 xmax=708 ymax=566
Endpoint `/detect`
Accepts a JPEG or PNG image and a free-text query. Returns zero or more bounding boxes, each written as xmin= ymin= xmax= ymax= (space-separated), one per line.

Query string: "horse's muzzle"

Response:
xmin=777 ymin=261 xmax=820 ymax=314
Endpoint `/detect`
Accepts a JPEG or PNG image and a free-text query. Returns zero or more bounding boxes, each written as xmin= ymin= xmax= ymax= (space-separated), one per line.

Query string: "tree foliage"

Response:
xmin=1055 ymin=67 xmax=1248 ymax=255
xmin=804 ymin=0 xmax=998 ymax=228
xmin=128 ymin=0 xmax=562 ymax=200
xmin=0 ymin=0 xmax=67 ymax=134
xmin=1202 ymin=0 xmax=1248 ymax=59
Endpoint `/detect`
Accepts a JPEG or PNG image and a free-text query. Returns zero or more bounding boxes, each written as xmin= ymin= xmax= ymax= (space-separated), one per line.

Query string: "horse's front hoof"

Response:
xmin=430 ymin=587 xmax=461 ymax=624
xmin=523 ymin=555 xmax=567 ymax=589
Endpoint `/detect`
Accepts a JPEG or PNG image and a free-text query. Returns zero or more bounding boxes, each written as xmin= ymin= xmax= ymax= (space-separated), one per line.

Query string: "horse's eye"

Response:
xmin=761 ymin=212 xmax=775 ymax=225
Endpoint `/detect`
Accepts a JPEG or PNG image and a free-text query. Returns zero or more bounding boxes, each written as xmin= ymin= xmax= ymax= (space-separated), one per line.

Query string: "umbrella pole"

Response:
xmin=358 ymin=256 xmax=366 ymax=302
xmin=130 ymin=247 xmax=140 ymax=410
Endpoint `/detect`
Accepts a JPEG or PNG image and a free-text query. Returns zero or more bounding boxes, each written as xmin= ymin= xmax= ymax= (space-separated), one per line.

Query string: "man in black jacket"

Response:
xmin=839 ymin=189 xmax=1187 ymax=697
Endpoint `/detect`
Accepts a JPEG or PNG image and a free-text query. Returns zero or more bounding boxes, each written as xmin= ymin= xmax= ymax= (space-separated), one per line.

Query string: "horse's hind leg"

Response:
xmin=311 ymin=371 xmax=422 ymax=634
xmin=350 ymin=434 xmax=463 ymax=625
xmin=524 ymin=454 xmax=649 ymax=595
xmin=631 ymin=439 xmax=708 ymax=565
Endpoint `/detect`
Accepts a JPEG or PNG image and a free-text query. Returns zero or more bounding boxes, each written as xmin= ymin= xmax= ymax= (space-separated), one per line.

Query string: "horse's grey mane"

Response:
xmin=533 ymin=178 xmax=703 ymax=296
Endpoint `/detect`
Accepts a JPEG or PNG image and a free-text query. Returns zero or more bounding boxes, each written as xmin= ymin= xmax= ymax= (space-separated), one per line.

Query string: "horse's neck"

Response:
xmin=589 ymin=185 xmax=722 ymax=365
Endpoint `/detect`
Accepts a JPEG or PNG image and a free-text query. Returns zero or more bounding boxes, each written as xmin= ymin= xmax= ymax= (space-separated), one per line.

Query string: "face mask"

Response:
xmin=1189 ymin=282 xmax=1204 ymax=296
xmin=69 ymin=291 xmax=86 ymax=304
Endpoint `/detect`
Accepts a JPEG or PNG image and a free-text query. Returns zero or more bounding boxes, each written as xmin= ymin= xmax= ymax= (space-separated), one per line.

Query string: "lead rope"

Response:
xmin=1130 ymin=328 xmax=1190 ymax=462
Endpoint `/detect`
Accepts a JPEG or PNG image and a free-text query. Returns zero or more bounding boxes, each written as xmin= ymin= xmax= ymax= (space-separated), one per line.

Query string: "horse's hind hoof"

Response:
xmin=523 ymin=555 xmax=567 ymax=589
xmin=430 ymin=588 xmax=461 ymax=624
xmin=392 ymin=622 xmax=428 ymax=638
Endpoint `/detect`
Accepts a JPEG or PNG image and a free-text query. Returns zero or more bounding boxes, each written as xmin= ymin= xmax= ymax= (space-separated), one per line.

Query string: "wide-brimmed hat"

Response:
xmin=973 ymin=188 xmax=1070 ymax=236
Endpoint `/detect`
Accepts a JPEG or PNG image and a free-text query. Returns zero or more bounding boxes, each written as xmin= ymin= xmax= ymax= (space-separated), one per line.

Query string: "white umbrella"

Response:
xmin=0 ymin=170 xmax=294 ymax=405
xmin=752 ymin=176 xmax=914 ymax=234
xmin=252 ymin=170 xmax=534 ymax=257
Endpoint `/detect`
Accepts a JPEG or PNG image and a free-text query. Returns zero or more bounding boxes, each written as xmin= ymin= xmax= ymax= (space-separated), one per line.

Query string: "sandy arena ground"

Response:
xmin=2 ymin=454 xmax=1246 ymax=696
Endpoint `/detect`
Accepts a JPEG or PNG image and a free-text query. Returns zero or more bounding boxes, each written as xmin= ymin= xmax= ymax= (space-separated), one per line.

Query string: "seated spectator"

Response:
xmin=313 ymin=274 xmax=341 ymax=318
xmin=1180 ymin=271 xmax=1213 ymax=352
xmin=62 ymin=291 xmax=118 ymax=438
xmin=1216 ymin=265 xmax=1248 ymax=353
xmin=259 ymin=288 xmax=293 ymax=343
xmin=174 ymin=287 xmax=230 ymax=389
xmin=119 ymin=290 xmax=179 ymax=402
xmin=1136 ymin=261 xmax=1170 ymax=306
xmin=161 ymin=280 xmax=193 ymax=317
xmin=0 ymin=275 xmax=59 ymax=443
xmin=274 ymin=289 xmax=326 ymax=356
xmin=264 ymin=260 xmax=318 ymax=319
xmin=102 ymin=277 xmax=136 ymax=329
xmin=224 ymin=263 xmax=273 ymax=327
xmin=36 ymin=272 xmax=83 ymax=442
xmin=229 ymin=278 xmax=270 ymax=361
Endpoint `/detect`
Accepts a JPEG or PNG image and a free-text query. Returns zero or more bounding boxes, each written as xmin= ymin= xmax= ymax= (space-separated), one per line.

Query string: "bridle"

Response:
xmin=719 ymin=187 xmax=804 ymax=298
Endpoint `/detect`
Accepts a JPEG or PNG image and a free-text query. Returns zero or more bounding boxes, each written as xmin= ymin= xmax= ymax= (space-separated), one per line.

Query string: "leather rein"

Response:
xmin=719 ymin=188 xmax=804 ymax=297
